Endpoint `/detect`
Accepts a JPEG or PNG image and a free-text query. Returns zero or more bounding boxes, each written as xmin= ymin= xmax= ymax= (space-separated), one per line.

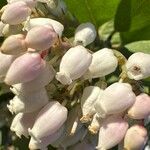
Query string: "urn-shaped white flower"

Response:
xmin=84 ymin=48 xmax=118 ymax=79
xmin=124 ymin=125 xmax=148 ymax=150
xmin=10 ymin=112 xmax=37 ymax=138
xmin=56 ymin=45 xmax=92 ymax=85
xmin=5 ymin=52 xmax=45 ymax=85
xmin=28 ymin=101 xmax=68 ymax=142
xmin=126 ymin=52 xmax=150 ymax=80
xmin=24 ymin=17 xmax=64 ymax=37
xmin=25 ymin=25 xmax=58 ymax=50
xmin=128 ymin=93 xmax=150 ymax=119
xmin=80 ymin=86 xmax=103 ymax=122
xmin=94 ymin=82 xmax=136 ymax=117
xmin=74 ymin=22 xmax=96 ymax=46
xmin=1 ymin=1 xmax=31 ymax=25
xmin=1 ymin=34 xmax=26 ymax=55
xmin=7 ymin=88 xmax=49 ymax=114
xmin=12 ymin=63 xmax=55 ymax=93
xmin=97 ymin=115 xmax=128 ymax=150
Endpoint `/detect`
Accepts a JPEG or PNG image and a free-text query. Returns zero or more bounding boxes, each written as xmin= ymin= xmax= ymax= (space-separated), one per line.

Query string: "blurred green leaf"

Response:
xmin=0 ymin=0 xmax=6 ymax=8
xmin=125 ymin=40 xmax=150 ymax=54
xmin=64 ymin=0 xmax=120 ymax=27
xmin=115 ymin=0 xmax=150 ymax=32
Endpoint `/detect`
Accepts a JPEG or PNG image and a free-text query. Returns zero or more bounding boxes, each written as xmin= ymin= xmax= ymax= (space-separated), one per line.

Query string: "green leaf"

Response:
xmin=125 ymin=40 xmax=150 ymax=54
xmin=0 ymin=0 xmax=7 ymax=8
xmin=64 ymin=0 xmax=120 ymax=27
xmin=115 ymin=0 xmax=150 ymax=32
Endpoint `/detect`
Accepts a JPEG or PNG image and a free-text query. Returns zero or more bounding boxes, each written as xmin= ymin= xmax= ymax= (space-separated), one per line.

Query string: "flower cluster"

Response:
xmin=0 ymin=0 xmax=150 ymax=150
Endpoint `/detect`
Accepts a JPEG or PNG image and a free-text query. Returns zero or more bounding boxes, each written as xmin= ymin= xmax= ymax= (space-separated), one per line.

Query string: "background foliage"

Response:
xmin=0 ymin=0 xmax=149 ymax=149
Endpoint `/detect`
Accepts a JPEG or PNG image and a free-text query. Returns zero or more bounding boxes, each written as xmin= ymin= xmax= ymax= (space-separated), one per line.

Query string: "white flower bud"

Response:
xmin=84 ymin=48 xmax=118 ymax=79
xmin=28 ymin=101 xmax=68 ymax=142
xmin=97 ymin=115 xmax=128 ymax=150
xmin=80 ymin=86 xmax=103 ymax=123
xmin=0 ymin=21 xmax=6 ymax=37
xmin=1 ymin=34 xmax=27 ymax=55
xmin=124 ymin=125 xmax=148 ymax=150
xmin=10 ymin=112 xmax=37 ymax=138
xmin=56 ymin=45 xmax=92 ymax=85
xmin=5 ymin=52 xmax=45 ymax=85
xmin=74 ymin=22 xmax=96 ymax=46
xmin=126 ymin=52 xmax=150 ymax=80
xmin=88 ymin=113 xmax=101 ymax=134
xmin=95 ymin=82 xmax=136 ymax=117
xmin=12 ymin=63 xmax=55 ymax=93
xmin=128 ymin=93 xmax=150 ymax=119
xmin=25 ymin=25 xmax=58 ymax=50
xmin=1 ymin=1 xmax=31 ymax=25
xmin=0 ymin=52 xmax=16 ymax=82
xmin=24 ymin=17 xmax=64 ymax=37
xmin=29 ymin=125 xmax=65 ymax=150
xmin=7 ymin=0 xmax=37 ymax=8
xmin=7 ymin=88 xmax=49 ymax=114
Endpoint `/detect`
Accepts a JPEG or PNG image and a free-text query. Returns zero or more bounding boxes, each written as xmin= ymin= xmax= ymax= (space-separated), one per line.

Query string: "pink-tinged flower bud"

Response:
xmin=29 ymin=125 xmax=65 ymax=150
xmin=56 ymin=45 xmax=92 ymax=85
xmin=84 ymin=48 xmax=118 ymax=79
xmin=97 ymin=115 xmax=128 ymax=150
xmin=80 ymin=86 xmax=103 ymax=123
xmin=124 ymin=125 xmax=148 ymax=150
xmin=95 ymin=82 xmax=136 ymax=118
xmin=128 ymin=93 xmax=150 ymax=119
xmin=126 ymin=52 xmax=150 ymax=80
xmin=1 ymin=1 xmax=31 ymax=25
xmin=74 ymin=22 xmax=96 ymax=46
xmin=1 ymin=34 xmax=27 ymax=55
xmin=12 ymin=63 xmax=55 ymax=93
xmin=5 ymin=52 xmax=45 ymax=85
xmin=28 ymin=101 xmax=68 ymax=142
xmin=88 ymin=113 xmax=101 ymax=134
xmin=24 ymin=18 xmax=64 ymax=37
xmin=0 ymin=52 xmax=16 ymax=82
xmin=25 ymin=25 xmax=58 ymax=50
xmin=0 ymin=21 xmax=6 ymax=37
xmin=7 ymin=88 xmax=49 ymax=114
xmin=7 ymin=0 xmax=36 ymax=8
xmin=10 ymin=112 xmax=37 ymax=138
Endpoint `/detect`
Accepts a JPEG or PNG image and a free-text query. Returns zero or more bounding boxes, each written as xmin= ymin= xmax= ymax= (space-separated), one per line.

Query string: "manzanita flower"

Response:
xmin=84 ymin=48 xmax=118 ymax=79
xmin=126 ymin=52 xmax=150 ymax=80
xmin=0 ymin=52 xmax=16 ymax=82
xmin=12 ymin=63 xmax=55 ymax=93
xmin=5 ymin=52 xmax=45 ymax=85
xmin=94 ymin=82 xmax=136 ymax=118
xmin=7 ymin=0 xmax=37 ymax=8
xmin=80 ymin=86 xmax=103 ymax=123
xmin=128 ymin=93 xmax=150 ymax=119
xmin=10 ymin=112 xmax=37 ymax=138
xmin=25 ymin=25 xmax=58 ymax=50
xmin=7 ymin=88 xmax=49 ymax=114
xmin=24 ymin=17 xmax=64 ymax=37
xmin=97 ymin=115 xmax=128 ymax=150
xmin=124 ymin=125 xmax=148 ymax=150
xmin=28 ymin=101 xmax=68 ymax=143
xmin=74 ymin=22 xmax=96 ymax=46
xmin=56 ymin=45 xmax=92 ymax=85
xmin=1 ymin=34 xmax=27 ymax=55
xmin=29 ymin=125 xmax=65 ymax=150
xmin=1 ymin=1 xmax=31 ymax=25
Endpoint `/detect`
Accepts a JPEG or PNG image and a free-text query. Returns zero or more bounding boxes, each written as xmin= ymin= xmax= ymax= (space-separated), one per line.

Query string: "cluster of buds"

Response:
xmin=0 ymin=0 xmax=150 ymax=149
